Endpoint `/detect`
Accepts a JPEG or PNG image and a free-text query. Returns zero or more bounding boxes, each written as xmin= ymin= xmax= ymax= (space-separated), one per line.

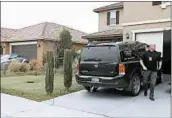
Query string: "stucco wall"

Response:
xmin=38 ymin=40 xmax=56 ymax=66
xmin=37 ymin=40 xmax=44 ymax=66
xmin=123 ymin=2 xmax=170 ymax=23
xmin=97 ymin=2 xmax=170 ymax=32
xmin=72 ymin=43 xmax=85 ymax=51
xmin=123 ymin=22 xmax=171 ymax=41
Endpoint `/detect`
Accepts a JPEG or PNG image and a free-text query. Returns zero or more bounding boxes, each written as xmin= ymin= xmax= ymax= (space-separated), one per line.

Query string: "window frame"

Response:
xmin=109 ymin=10 xmax=117 ymax=25
xmin=161 ymin=1 xmax=171 ymax=6
xmin=152 ymin=1 xmax=171 ymax=7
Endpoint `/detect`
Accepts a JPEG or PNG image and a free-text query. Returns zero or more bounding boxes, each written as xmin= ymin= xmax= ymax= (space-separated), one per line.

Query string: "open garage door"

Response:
xmin=11 ymin=44 xmax=37 ymax=60
xmin=135 ymin=32 xmax=163 ymax=56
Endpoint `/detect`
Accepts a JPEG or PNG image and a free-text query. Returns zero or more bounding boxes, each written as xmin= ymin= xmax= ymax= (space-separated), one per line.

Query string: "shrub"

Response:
xmin=63 ymin=49 xmax=73 ymax=91
xmin=45 ymin=51 xmax=54 ymax=95
xmin=43 ymin=53 xmax=47 ymax=65
xmin=20 ymin=63 xmax=30 ymax=72
xmin=72 ymin=50 xmax=78 ymax=59
xmin=29 ymin=59 xmax=42 ymax=71
xmin=8 ymin=61 xmax=22 ymax=72
xmin=8 ymin=60 xmax=30 ymax=73
xmin=72 ymin=57 xmax=78 ymax=74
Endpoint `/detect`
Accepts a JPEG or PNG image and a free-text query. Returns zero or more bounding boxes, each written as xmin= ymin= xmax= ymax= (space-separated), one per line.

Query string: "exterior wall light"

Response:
xmin=126 ymin=33 xmax=129 ymax=39
xmin=37 ymin=44 xmax=41 ymax=47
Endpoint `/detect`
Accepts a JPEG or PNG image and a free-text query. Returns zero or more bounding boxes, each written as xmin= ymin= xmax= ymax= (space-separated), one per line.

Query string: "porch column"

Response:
xmin=37 ymin=40 xmax=44 ymax=67
xmin=3 ymin=42 xmax=10 ymax=54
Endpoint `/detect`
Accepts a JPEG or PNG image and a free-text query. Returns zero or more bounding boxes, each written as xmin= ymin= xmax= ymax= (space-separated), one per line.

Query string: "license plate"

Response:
xmin=92 ymin=78 xmax=99 ymax=82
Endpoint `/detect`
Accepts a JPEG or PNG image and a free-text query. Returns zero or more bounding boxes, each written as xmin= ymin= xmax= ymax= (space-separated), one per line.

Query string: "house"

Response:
xmin=1 ymin=28 xmax=17 ymax=54
xmin=1 ymin=22 xmax=88 ymax=65
xmin=83 ymin=1 xmax=171 ymax=54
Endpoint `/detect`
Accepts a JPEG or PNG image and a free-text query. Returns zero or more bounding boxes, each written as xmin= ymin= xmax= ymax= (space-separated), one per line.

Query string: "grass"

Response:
xmin=1 ymin=73 xmax=83 ymax=102
xmin=1 ymin=71 xmax=44 ymax=78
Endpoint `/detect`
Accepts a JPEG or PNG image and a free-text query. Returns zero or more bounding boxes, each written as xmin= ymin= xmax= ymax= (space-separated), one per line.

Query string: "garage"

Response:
xmin=135 ymin=31 xmax=163 ymax=56
xmin=10 ymin=42 xmax=37 ymax=60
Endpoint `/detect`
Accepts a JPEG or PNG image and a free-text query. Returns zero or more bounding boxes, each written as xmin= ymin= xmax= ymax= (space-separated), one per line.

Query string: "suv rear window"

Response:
xmin=81 ymin=46 xmax=120 ymax=62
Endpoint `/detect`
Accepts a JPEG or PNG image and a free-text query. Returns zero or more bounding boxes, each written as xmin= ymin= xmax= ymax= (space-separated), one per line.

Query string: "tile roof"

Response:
xmin=93 ymin=2 xmax=123 ymax=13
xmin=1 ymin=22 xmax=88 ymax=44
xmin=1 ymin=28 xmax=17 ymax=40
xmin=82 ymin=28 xmax=123 ymax=39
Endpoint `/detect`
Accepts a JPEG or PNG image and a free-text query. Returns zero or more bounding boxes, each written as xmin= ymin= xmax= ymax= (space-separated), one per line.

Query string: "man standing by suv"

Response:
xmin=140 ymin=44 xmax=162 ymax=101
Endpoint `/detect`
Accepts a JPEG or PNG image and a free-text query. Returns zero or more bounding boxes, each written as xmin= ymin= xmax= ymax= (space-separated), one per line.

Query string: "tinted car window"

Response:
xmin=81 ymin=46 xmax=120 ymax=62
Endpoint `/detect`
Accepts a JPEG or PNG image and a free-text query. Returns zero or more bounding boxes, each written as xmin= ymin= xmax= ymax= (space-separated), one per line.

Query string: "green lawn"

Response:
xmin=1 ymin=73 xmax=83 ymax=101
xmin=1 ymin=71 xmax=44 ymax=78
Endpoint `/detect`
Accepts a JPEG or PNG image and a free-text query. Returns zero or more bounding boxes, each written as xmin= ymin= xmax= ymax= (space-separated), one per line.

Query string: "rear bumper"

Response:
xmin=75 ymin=74 xmax=129 ymax=89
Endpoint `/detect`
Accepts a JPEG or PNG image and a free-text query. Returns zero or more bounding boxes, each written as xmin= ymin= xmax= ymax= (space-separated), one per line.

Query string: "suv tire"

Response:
xmin=130 ymin=73 xmax=141 ymax=96
xmin=84 ymin=86 xmax=98 ymax=92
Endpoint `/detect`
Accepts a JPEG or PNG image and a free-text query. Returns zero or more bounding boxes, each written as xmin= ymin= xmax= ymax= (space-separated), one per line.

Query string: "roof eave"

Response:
xmin=93 ymin=6 xmax=123 ymax=13
xmin=2 ymin=38 xmax=88 ymax=44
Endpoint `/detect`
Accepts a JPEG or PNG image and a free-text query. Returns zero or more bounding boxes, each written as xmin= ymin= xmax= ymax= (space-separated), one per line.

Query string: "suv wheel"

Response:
xmin=130 ymin=73 xmax=141 ymax=96
xmin=84 ymin=86 xmax=98 ymax=92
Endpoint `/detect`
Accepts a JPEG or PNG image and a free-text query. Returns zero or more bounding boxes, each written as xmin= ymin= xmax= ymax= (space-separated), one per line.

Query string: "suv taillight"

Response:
xmin=118 ymin=64 xmax=125 ymax=75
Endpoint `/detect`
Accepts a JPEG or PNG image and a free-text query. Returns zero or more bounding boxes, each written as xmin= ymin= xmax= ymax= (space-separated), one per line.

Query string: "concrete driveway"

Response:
xmin=43 ymin=75 xmax=171 ymax=118
xmin=1 ymin=94 xmax=103 ymax=117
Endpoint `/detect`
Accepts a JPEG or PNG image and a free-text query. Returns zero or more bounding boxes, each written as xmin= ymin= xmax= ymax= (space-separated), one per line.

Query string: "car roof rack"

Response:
xmin=86 ymin=40 xmax=147 ymax=48
xmin=87 ymin=41 xmax=115 ymax=46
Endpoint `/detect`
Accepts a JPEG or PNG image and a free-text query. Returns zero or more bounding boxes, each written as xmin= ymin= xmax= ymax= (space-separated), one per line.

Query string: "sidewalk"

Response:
xmin=1 ymin=93 xmax=103 ymax=117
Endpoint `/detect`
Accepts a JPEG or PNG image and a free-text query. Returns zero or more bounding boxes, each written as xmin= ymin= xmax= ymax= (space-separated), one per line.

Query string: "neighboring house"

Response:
xmin=1 ymin=22 xmax=88 ymax=66
xmin=1 ymin=28 xmax=17 ymax=54
xmin=83 ymin=1 xmax=171 ymax=54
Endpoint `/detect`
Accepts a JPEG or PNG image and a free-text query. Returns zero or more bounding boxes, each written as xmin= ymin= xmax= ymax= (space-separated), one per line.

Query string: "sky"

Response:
xmin=1 ymin=2 xmax=115 ymax=34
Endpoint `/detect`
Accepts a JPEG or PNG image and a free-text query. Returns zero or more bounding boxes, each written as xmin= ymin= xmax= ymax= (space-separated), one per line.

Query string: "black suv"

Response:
xmin=75 ymin=41 xmax=149 ymax=96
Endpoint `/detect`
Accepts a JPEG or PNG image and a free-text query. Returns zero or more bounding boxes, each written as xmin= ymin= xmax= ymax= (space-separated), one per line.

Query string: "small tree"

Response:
xmin=45 ymin=51 xmax=54 ymax=95
xmin=55 ymin=28 xmax=72 ymax=68
xmin=63 ymin=49 xmax=73 ymax=91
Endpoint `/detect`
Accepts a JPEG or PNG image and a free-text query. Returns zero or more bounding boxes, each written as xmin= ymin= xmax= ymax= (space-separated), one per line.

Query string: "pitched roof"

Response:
xmin=1 ymin=22 xmax=88 ymax=44
xmin=1 ymin=28 xmax=17 ymax=40
xmin=82 ymin=28 xmax=123 ymax=39
xmin=93 ymin=2 xmax=123 ymax=13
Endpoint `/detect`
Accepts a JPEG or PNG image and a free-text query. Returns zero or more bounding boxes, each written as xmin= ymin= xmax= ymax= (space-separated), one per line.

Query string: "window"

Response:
xmin=152 ymin=1 xmax=162 ymax=6
xmin=160 ymin=1 xmax=171 ymax=8
xmin=152 ymin=1 xmax=171 ymax=6
xmin=120 ymin=51 xmax=136 ymax=62
xmin=107 ymin=10 xmax=119 ymax=25
xmin=81 ymin=46 xmax=120 ymax=62
xmin=110 ymin=11 xmax=116 ymax=25
xmin=161 ymin=1 xmax=171 ymax=6
xmin=162 ymin=1 xmax=171 ymax=4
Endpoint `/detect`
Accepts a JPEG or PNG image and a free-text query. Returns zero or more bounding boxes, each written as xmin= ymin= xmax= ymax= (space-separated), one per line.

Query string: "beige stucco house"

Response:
xmin=1 ymin=22 xmax=88 ymax=66
xmin=83 ymin=1 xmax=171 ymax=54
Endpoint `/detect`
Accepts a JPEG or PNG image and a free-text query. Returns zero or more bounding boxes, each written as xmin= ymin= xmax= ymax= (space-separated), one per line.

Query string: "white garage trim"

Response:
xmin=122 ymin=18 xmax=171 ymax=26
xmin=131 ymin=27 xmax=171 ymax=41
xmin=9 ymin=41 xmax=37 ymax=53
xmin=10 ymin=42 xmax=37 ymax=46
